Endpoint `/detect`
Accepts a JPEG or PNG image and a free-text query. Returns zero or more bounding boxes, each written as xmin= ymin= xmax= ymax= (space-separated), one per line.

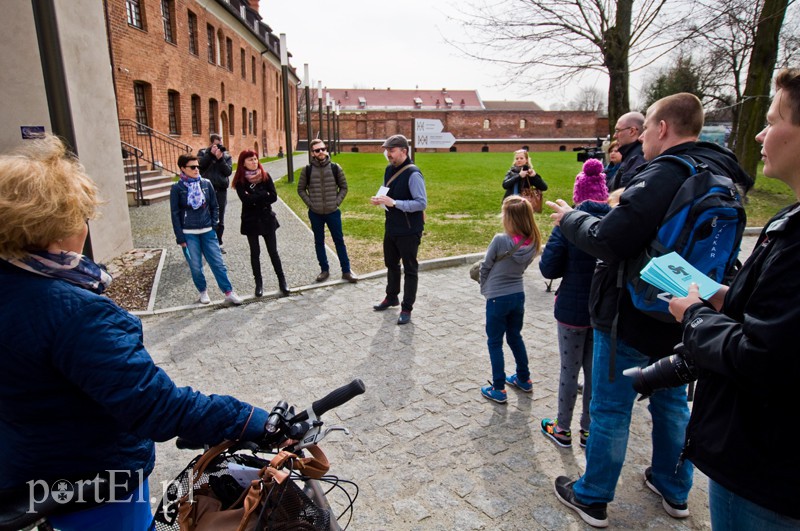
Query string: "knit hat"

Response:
xmin=573 ymin=158 xmax=609 ymax=204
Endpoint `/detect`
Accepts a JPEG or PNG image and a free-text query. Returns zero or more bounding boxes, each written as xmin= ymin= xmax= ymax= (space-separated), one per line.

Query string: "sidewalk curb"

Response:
xmin=132 ymin=251 xmax=487 ymax=317
xmin=146 ymin=248 xmax=167 ymax=313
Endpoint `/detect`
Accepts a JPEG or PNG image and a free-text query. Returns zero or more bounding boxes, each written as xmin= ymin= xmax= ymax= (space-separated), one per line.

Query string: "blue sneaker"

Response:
xmin=506 ymin=374 xmax=533 ymax=392
xmin=480 ymin=384 xmax=507 ymax=404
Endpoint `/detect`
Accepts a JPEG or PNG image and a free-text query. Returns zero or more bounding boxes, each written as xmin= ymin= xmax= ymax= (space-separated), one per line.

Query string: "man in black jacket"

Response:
xmin=668 ymin=69 xmax=800 ymax=528
xmin=607 ymin=112 xmax=646 ymax=191
xmin=198 ymin=134 xmax=233 ymax=251
xmin=546 ymin=93 xmax=751 ymax=528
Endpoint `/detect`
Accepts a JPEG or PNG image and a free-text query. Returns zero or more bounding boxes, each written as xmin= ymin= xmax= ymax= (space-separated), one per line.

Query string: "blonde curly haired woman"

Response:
xmin=0 ymin=136 xmax=274 ymax=530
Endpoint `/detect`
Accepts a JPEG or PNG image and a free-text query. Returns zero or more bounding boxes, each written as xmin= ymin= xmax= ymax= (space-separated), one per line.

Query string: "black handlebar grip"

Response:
xmin=291 ymin=379 xmax=365 ymax=423
xmin=175 ymin=437 xmax=204 ymax=450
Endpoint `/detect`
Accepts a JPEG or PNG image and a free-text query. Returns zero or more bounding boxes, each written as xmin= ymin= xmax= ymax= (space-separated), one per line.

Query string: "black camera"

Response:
xmin=574 ymin=145 xmax=604 ymax=163
xmin=574 ymin=138 xmax=604 ymax=162
xmin=522 ymin=164 xmax=530 ymax=172
xmin=623 ymin=343 xmax=698 ymax=397
xmin=216 ymin=145 xmax=227 ymax=153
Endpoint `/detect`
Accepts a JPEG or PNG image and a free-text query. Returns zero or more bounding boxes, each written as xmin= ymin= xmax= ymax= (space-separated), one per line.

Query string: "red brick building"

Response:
xmin=106 ymin=0 xmax=298 ymax=158
xmin=300 ymin=88 xmax=607 ymax=153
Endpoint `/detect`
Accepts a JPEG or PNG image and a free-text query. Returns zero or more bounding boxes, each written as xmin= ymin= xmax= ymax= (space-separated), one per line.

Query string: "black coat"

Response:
xmin=235 ymin=178 xmax=279 ymax=235
xmin=680 ymin=203 xmax=800 ymax=519
xmin=559 ymin=141 xmax=752 ymax=358
xmin=608 ymin=141 xmax=646 ymax=191
xmin=539 ymin=200 xmax=611 ymax=327
xmin=502 ymin=166 xmax=548 ymax=200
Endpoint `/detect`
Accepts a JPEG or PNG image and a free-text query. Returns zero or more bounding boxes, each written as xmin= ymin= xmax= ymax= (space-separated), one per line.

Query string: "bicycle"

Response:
xmin=150 ymin=379 xmax=365 ymax=531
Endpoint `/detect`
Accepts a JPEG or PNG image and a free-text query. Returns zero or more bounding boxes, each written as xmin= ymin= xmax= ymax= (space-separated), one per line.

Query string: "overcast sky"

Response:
xmin=258 ymin=0 xmax=610 ymax=110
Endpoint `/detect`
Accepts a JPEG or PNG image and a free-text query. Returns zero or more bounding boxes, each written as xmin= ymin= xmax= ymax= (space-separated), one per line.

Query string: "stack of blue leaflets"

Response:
xmin=640 ymin=252 xmax=721 ymax=300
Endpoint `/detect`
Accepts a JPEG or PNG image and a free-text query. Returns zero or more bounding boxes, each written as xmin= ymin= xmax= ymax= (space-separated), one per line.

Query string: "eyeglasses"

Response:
xmin=614 ymin=126 xmax=635 ymax=134
xmin=185 ymin=165 xmax=200 ymax=169
xmin=312 ymin=147 xmax=327 ymax=153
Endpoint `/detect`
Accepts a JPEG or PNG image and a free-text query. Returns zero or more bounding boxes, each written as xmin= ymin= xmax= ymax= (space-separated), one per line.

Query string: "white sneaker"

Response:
xmin=224 ymin=290 xmax=243 ymax=305
xmin=198 ymin=291 xmax=211 ymax=304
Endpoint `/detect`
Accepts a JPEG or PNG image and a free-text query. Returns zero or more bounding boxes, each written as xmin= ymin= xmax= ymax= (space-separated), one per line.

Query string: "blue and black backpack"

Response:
xmin=624 ymin=154 xmax=747 ymax=322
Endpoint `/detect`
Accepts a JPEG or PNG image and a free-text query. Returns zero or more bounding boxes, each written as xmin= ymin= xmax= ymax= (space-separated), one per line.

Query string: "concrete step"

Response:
xmin=124 ymin=168 xmax=167 ymax=180
xmin=127 ymin=188 xmax=171 ymax=206
xmin=137 ymin=173 xmax=175 ymax=186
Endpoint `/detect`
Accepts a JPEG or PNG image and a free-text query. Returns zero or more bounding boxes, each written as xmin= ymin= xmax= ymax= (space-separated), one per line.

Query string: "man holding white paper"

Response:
xmin=370 ymin=134 xmax=427 ymax=325
xmin=545 ymin=93 xmax=751 ymax=528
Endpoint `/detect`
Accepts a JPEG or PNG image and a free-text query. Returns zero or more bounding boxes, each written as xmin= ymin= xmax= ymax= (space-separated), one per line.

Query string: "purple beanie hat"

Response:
xmin=573 ymin=158 xmax=609 ymax=204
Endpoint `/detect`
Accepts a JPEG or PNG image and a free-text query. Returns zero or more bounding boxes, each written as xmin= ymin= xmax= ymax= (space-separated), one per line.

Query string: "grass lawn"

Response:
xmin=274 ymin=151 xmax=794 ymax=274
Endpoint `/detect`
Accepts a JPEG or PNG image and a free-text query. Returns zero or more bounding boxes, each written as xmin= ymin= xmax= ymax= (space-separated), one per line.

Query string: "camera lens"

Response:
xmin=623 ymin=353 xmax=697 ymax=397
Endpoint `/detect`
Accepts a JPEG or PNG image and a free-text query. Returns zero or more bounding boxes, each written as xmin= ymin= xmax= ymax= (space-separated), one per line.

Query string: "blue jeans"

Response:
xmin=485 ymin=292 xmax=530 ymax=390
xmin=574 ymin=329 xmax=692 ymax=505
xmin=709 ymin=479 xmax=800 ymax=530
xmin=49 ymin=479 xmax=151 ymax=531
xmin=182 ymin=230 xmax=233 ymax=294
xmin=308 ymin=209 xmax=351 ymax=273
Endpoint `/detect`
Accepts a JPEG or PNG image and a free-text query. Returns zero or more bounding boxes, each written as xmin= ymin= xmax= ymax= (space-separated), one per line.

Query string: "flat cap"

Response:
xmin=382 ymin=134 xmax=409 ymax=149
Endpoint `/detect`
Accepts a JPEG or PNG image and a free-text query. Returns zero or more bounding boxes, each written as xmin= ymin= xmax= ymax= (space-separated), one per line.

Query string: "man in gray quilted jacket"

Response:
xmin=298 ymin=139 xmax=357 ymax=283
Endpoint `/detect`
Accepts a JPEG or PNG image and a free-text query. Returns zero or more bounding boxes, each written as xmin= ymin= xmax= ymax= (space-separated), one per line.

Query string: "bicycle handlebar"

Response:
xmin=175 ymin=379 xmax=366 ymax=451
xmin=289 ymin=379 xmax=365 ymax=424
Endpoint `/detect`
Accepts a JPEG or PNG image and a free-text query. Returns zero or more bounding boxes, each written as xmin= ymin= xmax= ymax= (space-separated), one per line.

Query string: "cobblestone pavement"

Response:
xmin=144 ymin=262 xmax=719 ymax=530
xmin=136 ymin=160 xmax=759 ymax=528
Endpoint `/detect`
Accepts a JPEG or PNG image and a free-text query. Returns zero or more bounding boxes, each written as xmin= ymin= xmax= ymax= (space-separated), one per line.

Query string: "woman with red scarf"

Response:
xmin=232 ymin=150 xmax=289 ymax=297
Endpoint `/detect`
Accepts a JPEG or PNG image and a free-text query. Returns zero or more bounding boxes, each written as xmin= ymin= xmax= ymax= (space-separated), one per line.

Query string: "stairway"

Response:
xmin=124 ymin=157 xmax=175 ymax=206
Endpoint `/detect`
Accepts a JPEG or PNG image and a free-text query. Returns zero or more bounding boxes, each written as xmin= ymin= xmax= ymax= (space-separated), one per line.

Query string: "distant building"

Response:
xmin=106 ymin=0 xmax=298 ymax=158
xmin=300 ymin=87 xmax=606 ymax=153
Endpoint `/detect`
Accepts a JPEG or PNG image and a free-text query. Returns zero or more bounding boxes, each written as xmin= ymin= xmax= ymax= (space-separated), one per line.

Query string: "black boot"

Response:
xmin=277 ymin=272 xmax=290 ymax=297
xmin=254 ymin=276 xmax=263 ymax=298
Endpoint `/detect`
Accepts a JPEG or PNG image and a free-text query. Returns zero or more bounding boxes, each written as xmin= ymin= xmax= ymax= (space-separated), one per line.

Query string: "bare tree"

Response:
xmin=569 ymin=86 xmax=606 ymax=113
xmin=453 ymin=0 xmax=692 ymax=131
xmin=685 ymin=0 xmax=795 ymax=178
xmin=733 ymin=0 xmax=791 ymax=177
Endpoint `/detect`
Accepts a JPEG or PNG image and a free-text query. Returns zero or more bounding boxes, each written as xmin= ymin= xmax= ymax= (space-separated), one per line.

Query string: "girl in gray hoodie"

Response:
xmin=479 ymin=196 xmax=542 ymax=403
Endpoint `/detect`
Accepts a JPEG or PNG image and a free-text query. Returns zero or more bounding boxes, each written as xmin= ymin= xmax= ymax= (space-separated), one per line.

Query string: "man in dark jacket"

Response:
xmin=298 ymin=139 xmax=357 ymax=283
xmin=668 ymin=69 xmax=800 ymax=527
xmin=198 ymin=134 xmax=233 ymax=251
xmin=547 ymin=93 xmax=752 ymax=528
xmin=607 ymin=112 xmax=646 ymax=191
xmin=370 ymin=134 xmax=427 ymax=325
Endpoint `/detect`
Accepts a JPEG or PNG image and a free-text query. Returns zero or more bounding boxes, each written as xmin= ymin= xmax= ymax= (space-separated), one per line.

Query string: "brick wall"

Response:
xmin=107 ymin=0 xmax=296 ymax=158
xmin=299 ymin=110 xmax=609 ymax=153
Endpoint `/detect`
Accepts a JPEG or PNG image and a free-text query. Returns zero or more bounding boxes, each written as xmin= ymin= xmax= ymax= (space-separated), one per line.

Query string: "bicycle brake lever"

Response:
xmin=323 ymin=425 xmax=350 ymax=437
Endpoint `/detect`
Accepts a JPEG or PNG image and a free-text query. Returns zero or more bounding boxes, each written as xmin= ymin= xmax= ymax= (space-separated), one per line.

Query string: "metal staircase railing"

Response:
xmin=118 ymin=119 xmax=193 ymax=177
xmin=121 ymin=141 xmax=144 ymax=207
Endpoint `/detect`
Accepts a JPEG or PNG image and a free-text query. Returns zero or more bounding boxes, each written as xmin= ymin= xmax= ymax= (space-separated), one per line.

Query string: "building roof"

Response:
xmin=324 ymin=88 xmax=484 ymax=111
xmin=483 ymin=100 xmax=543 ymax=111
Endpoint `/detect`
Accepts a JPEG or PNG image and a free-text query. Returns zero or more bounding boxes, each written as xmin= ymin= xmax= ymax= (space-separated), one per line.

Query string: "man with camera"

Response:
xmin=198 ymin=134 xmax=233 ymax=252
xmin=666 ymin=69 xmax=800 ymax=529
xmin=607 ymin=112 xmax=646 ymax=191
xmin=546 ymin=93 xmax=751 ymax=528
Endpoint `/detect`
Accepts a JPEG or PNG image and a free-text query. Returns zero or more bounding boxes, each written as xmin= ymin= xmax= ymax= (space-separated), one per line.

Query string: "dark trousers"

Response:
xmin=384 ymin=232 xmax=421 ymax=312
xmin=247 ymin=232 xmax=284 ymax=283
xmin=215 ymin=189 xmax=227 ymax=244
xmin=308 ymin=209 xmax=351 ymax=274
